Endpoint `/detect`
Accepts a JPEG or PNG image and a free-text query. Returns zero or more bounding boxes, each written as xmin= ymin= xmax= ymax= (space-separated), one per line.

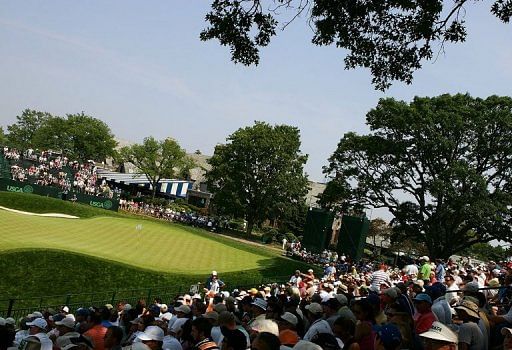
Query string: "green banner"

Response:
xmin=0 ymin=178 xmax=61 ymax=198
xmin=67 ymin=192 xmax=119 ymax=211
xmin=0 ymin=178 xmax=119 ymax=212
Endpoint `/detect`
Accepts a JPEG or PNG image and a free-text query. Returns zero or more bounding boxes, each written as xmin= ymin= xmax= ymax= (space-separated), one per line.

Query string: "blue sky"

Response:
xmin=1 ymin=1 xmax=511 ymax=183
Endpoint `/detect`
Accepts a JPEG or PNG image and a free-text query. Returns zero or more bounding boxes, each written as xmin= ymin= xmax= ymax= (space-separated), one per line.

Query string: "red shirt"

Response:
xmin=414 ymin=311 xmax=436 ymax=334
xmin=84 ymin=324 xmax=107 ymax=350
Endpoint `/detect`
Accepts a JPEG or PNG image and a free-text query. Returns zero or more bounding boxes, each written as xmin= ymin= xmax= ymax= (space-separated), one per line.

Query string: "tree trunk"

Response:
xmin=246 ymin=218 xmax=254 ymax=235
xmin=152 ymin=183 xmax=157 ymax=199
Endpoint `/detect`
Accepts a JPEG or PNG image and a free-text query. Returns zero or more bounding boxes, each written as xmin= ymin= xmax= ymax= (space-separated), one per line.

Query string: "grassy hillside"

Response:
xmin=0 ymin=249 xmax=302 ymax=318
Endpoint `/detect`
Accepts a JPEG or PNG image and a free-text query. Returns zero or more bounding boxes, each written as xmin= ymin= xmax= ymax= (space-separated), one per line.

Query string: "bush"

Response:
xmin=261 ymin=232 xmax=274 ymax=244
xmin=228 ymin=219 xmax=246 ymax=231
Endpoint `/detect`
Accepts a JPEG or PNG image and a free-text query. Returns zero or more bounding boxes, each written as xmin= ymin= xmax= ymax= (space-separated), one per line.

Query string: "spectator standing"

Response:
xmin=369 ymin=265 xmax=391 ymax=292
xmin=419 ymin=321 xmax=458 ymax=350
xmin=302 ymin=302 xmax=333 ymax=341
xmin=104 ymin=326 xmax=123 ymax=350
xmin=55 ymin=317 xmax=80 ymax=348
xmin=84 ymin=309 xmax=108 ymax=350
xmin=288 ymin=271 xmax=302 ymax=288
xmin=137 ymin=326 xmax=164 ymax=350
xmin=190 ymin=318 xmax=219 ymax=350
xmin=418 ymin=257 xmax=432 ymax=282
xmin=453 ymin=300 xmax=484 ymax=350
xmin=25 ymin=318 xmax=52 ymax=350
xmin=412 ymin=294 xmax=436 ymax=335
xmin=205 ymin=272 xmax=225 ymax=294
xmin=435 ymin=259 xmax=446 ymax=283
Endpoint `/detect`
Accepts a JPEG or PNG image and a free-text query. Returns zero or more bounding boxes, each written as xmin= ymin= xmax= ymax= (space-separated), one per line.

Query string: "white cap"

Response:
xmin=32 ymin=312 xmax=43 ymax=318
xmin=212 ymin=270 xmax=218 ymax=276
xmin=55 ymin=317 xmax=75 ymax=329
xmin=137 ymin=326 xmax=164 ymax=342
xmin=174 ymin=305 xmax=191 ymax=314
xmin=293 ymin=340 xmax=323 ymax=350
xmin=0 ymin=318 xmax=5 ymax=326
xmin=5 ymin=317 xmax=15 ymax=325
xmin=130 ymin=343 xmax=151 ymax=350
xmin=62 ymin=306 xmax=70 ymax=313
xmin=170 ymin=317 xmax=187 ymax=334
xmin=251 ymin=319 xmax=279 ymax=336
xmin=280 ymin=312 xmax=298 ymax=326
xmin=419 ymin=321 xmax=458 ymax=343
xmin=502 ymin=328 xmax=512 ymax=336
xmin=305 ymin=302 xmax=323 ymax=314
xmin=27 ymin=318 xmax=48 ymax=330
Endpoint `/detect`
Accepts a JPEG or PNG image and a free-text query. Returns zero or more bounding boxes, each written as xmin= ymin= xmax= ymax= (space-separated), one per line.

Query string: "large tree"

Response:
xmin=120 ymin=137 xmax=193 ymax=199
xmin=6 ymin=110 xmax=117 ymax=161
xmin=323 ymin=94 xmax=512 ymax=259
xmin=201 ymin=1 xmax=511 ymax=90
xmin=207 ymin=121 xmax=309 ymax=235
xmin=6 ymin=109 xmax=52 ymax=149
xmin=64 ymin=113 xmax=118 ymax=161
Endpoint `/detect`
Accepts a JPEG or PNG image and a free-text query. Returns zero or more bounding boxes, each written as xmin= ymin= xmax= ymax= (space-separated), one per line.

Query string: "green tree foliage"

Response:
xmin=207 ymin=121 xmax=309 ymax=235
xmin=368 ymin=218 xmax=392 ymax=253
xmin=461 ymin=242 xmax=510 ymax=262
xmin=323 ymin=94 xmax=512 ymax=259
xmin=201 ymin=1 xmax=512 ymax=90
xmin=7 ymin=109 xmax=52 ymax=149
xmin=0 ymin=127 xmax=7 ymax=146
xmin=120 ymin=137 xmax=193 ymax=199
xmin=6 ymin=110 xmax=117 ymax=162
xmin=65 ymin=113 xmax=118 ymax=161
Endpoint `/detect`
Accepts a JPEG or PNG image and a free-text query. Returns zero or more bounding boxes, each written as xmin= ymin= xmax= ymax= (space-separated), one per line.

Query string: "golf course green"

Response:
xmin=0 ymin=193 xmax=309 ymax=302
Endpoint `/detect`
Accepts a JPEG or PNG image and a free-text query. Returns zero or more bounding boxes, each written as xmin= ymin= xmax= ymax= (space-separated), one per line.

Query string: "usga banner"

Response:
xmin=0 ymin=178 xmax=119 ymax=211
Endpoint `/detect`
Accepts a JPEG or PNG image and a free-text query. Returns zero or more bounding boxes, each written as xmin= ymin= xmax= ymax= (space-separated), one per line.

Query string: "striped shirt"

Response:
xmin=369 ymin=270 xmax=391 ymax=290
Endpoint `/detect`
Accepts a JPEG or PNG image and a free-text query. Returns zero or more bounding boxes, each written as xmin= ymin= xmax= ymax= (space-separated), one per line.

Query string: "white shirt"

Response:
xmin=303 ymin=319 xmax=333 ymax=341
xmin=445 ymin=283 xmax=459 ymax=305
xmin=163 ymin=335 xmax=183 ymax=350
xmin=14 ymin=330 xmax=29 ymax=347
xmin=289 ymin=275 xmax=302 ymax=287
xmin=34 ymin=333 xmax=53 ymax=350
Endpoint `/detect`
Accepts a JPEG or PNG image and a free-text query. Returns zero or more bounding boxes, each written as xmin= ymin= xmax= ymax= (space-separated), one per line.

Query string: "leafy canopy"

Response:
xmin=323 ymin=94 xmax=512 ymax=258
xmin=207 ymin=121 xmax=309 ymax=235
xmin=201 ymin=0 xmax=512 ymax=90
xmin=6 ymin=109 xmax=117 ymax=161
xmin=120 ymin=137 xmax=193 ymax=198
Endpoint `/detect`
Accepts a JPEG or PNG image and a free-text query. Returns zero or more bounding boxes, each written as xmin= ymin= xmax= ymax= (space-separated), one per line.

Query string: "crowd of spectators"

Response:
xmin=3 ymin=257 xmax=512 ymax=350
xmin=120 ymin=201 xmax=217 ymax=231
xmin=2 ymin=147 xmax=116 ymax=198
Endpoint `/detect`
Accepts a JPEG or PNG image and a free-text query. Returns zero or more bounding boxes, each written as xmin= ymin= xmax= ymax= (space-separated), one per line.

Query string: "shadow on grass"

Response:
xmin=0 ymin=249 xmax=314 ymax=304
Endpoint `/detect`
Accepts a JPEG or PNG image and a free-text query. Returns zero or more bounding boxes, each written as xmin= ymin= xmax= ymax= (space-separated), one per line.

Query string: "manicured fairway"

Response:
xmin=0 ymin=209 xmax=276 ymax=274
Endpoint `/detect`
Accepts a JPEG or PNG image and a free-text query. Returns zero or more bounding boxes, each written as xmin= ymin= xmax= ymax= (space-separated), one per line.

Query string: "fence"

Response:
xmin=0 ymin=275 xmax=291 ymax=319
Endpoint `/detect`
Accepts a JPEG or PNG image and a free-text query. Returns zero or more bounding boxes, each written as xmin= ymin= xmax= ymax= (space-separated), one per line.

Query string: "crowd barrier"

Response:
xmin=0 ymin=178 xmax=119 ymax=211
xmin=0 ymin=275 xmax=291 ymax=319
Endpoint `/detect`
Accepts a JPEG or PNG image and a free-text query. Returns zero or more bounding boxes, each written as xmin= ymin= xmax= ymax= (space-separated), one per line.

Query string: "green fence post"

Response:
xmin=65 ymin=294 xmax=71 ymax=307
xmin=147 ymin=289 xmax=152 ymax=303
xmin=111 ymin=291 xmax=117 ymax=305
xmin=7 ymin=299 xmax=15 ymax=317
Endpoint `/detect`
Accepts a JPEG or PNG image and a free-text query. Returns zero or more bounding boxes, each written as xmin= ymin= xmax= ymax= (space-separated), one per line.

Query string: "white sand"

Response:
xmin=0 ymin=205 xmax=79 ymax=219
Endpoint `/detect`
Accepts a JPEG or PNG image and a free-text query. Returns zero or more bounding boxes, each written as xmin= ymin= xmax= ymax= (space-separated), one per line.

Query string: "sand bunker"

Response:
xmin=0 ymin=206 xmax=79 ymax=219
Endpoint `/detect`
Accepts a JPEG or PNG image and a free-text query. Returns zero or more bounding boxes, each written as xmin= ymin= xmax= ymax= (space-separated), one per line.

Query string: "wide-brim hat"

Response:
xmin=454 ymin=300 xmax=480 ymax=319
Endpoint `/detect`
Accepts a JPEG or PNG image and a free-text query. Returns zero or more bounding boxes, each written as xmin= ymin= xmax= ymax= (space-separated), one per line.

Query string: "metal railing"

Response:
xmin=0 ymin=275 xmax=291 ymax=319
